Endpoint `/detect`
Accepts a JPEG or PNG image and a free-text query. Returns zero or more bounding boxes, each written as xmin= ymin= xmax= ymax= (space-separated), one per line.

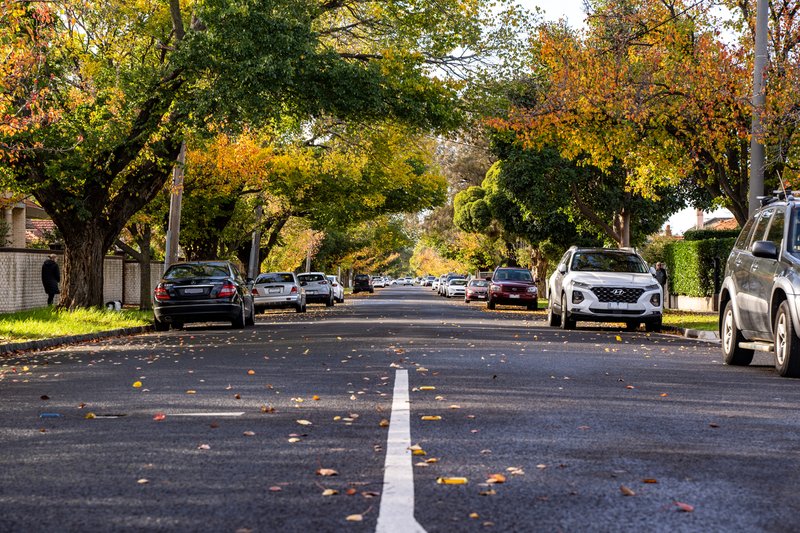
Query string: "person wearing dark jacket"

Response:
xmin=42 ymin=254 xmax=60 ymax=305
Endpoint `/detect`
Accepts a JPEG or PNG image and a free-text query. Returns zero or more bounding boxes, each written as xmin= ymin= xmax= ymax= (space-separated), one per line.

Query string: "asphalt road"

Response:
xmin=1 ymin=286 xmax=799 ymax=532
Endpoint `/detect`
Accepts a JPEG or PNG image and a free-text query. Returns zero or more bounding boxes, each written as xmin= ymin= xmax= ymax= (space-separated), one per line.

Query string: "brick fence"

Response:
xmin=0 ymin=248 xmax=164 ymax=313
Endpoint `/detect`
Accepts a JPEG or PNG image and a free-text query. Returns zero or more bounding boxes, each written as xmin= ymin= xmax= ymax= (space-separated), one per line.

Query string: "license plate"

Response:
xmin=268 ymin=288 xmax=281 ymax=294
xmin=184 ymin=287 xmax=204 ymax=294
xmin=509 ymin=294 xmax=520 ymax=299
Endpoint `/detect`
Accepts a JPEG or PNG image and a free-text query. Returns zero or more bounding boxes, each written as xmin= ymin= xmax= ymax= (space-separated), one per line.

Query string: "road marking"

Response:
xmin=376 ymin=369 xmax=426 ymax=533
xmin=168 ymin=412 xmax=245 ymax=417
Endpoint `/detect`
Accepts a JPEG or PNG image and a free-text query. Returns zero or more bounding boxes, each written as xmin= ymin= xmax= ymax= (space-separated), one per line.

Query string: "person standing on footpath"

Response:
xmin=42 ymin=253 xmax=61 ymax=306
xmin=654 ymin=261 xmax=668 ymax=292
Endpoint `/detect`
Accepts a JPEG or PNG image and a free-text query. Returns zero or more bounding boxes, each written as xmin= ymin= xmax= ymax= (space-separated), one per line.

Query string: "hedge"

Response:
xmin=664 ymin=238 xmax=736 ymax=297
xmin=682 ymin=228 xmax=740 ymax=241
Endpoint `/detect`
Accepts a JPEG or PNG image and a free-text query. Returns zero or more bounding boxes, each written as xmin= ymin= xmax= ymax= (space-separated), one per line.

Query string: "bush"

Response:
xmin=664 ymin=238 xmax=736 ymax=297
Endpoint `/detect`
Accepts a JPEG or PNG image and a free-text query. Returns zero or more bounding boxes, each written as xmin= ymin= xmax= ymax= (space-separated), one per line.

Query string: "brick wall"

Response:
xmin=0 ymin=249 xmax=165 ymax=312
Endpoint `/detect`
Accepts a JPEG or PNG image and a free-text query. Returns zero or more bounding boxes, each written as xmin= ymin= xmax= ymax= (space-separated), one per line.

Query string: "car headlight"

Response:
xmin=572 ymin=281 xmax=591 ymax=289
xmin=527 ymin=286 xmax=538 ymax=294
xmin=491 ymin=284 xmax=501 ymax=292
xmin=645 ymin=283 xmax=660 ymax=291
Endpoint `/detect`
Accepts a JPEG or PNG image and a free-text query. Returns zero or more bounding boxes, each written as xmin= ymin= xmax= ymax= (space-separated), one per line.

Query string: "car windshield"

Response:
xmin=570 ymin=252 xmax=648 ymax=273
xmin=299 ymin=274 xmax=325 ymax=282
xmin=469 ymin=280 xmax=489 ymax=287
xmin=494 ymin=269 xmax=532 ymax=281
xmin=450 ymin=279 xmax=467 ymax=286
xmin=256 ymin=273 xmax=294 ymax=284
xmin=164 ymin=263 xmax=229 ymax=279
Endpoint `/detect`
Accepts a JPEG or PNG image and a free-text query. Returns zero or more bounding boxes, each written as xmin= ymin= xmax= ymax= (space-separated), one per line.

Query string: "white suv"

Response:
xmin=547 ymin=247 xmax=663 ymax=331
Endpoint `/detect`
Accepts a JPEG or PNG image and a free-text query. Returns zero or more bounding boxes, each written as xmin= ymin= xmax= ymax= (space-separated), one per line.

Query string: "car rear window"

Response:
xmin=164 ymin=263 xmax=229 ymax=279
xmin=570 ymin=252 xmax=647 ymax=273
xmin=354 ymin=274 xmax=370 ymax=280
xmin=299 ymin=274 xmax=325 ymax=282
xmin=257 ymin=273 xmax=294 ymax=284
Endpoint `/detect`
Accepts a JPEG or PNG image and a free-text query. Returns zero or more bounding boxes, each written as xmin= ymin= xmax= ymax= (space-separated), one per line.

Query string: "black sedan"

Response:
xmin=153 ymin=261 xmax=255 ymax=330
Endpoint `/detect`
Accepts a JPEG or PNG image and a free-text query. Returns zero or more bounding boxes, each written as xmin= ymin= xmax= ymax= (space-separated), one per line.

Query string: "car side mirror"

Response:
xmin=558 ymin=265 xmax=567 ymax=274
xmin=752 ymin=240 xmax=779 ymax=260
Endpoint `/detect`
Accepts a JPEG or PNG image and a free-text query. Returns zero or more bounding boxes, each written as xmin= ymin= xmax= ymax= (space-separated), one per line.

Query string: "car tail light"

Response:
xmin=252 ymin=288 xmax=260 ymax=295
xmin=319 ymin=280 xmax=328 ymax=285
xmin=218 ymin=282 xmax=237 ymax=298
xmin=290 ymin=286 xmax=297 ymax=293
xmin=154 ymin=284 xmax=170 ymax=301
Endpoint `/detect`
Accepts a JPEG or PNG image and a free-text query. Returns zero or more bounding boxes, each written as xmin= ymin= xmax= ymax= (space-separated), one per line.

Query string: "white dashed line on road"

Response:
xmin=375 ymin=369 xmax=426 ymax=533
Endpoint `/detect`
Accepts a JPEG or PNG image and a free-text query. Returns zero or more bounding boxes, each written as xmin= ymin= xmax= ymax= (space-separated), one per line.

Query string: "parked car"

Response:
xmin=446 ymin=278 xmax=468 ymax=298
xmin=719 ymin=191 xmax=800 ymax=377
xmin=298 ymin=272 xmax=335 ymax=306
xmin=252 ymin=272 xmax=306 ymax=313
xmin=327 ymin=275 xmax=345 ymax=303
xmin=547 ymin=247 xmax=662 ymax=331
xmin=465 ymin=279 xmax=490 ymax=302
xmin=353 ymin=273 xmax=374 ymax=294
xmin=153 ymin=260 xmax=255 ymax=330
xmin=432 ymin=277 xmax=442 ymax=291
xmin=487 ymin=267 xmax=538 ymax=310
xmin=422 ymin=275 xmax=436 ymax=286
xmin=372 ymin=276 xmax=386 ymax=288
xmin=440 ymin=274 xmax=465 ymax=296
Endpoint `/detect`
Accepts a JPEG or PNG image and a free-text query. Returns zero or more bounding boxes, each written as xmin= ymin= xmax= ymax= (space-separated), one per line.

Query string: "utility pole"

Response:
xmin=247 ymin=203 xmax=263 ymax=280
xmin=165 ymin=141 xmax=186 ymax=268
xmin=749 ymin=0 xmax=769 ymax=215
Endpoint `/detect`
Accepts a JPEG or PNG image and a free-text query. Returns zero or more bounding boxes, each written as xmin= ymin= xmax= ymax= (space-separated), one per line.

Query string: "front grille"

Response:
xmin=591 ymin=287 xmax=644 ymax=303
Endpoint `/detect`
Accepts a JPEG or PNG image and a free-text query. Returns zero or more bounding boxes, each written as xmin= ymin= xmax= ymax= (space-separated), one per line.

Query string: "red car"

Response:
xmin=487 ymin=267 xmax=538 ymax=310
xmin=465 ymin=279 xmax=490 ymax=302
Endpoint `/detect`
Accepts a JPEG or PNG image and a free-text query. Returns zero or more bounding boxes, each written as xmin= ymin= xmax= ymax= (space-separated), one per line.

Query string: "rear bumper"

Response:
xmin=154 ymin=300 xmax=240 ymax=323
xmin=254 ymin=294 xmax=301 ymax=308
xmin=306 ymin=292 xmax=331 ymax=303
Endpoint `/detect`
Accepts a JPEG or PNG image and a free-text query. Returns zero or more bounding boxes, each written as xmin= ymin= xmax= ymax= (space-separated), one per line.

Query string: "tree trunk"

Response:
xmin=60 ymin=228 xmax=109 ymax=308
xmin=138 ymin=225 xmax=153 ymax=311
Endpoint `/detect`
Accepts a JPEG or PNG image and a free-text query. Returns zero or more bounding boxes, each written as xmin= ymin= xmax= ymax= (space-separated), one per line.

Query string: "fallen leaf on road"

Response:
xmin=620 ymin=485 xmax=636 ymax=496
xmin=296 ymin=420 xmax=313 ymax=426
xmin=268 ymin=486 xmax=282 ymax=492
xmin=261 ymin=405 xmax=275 ymax=413
xmin=346 ymin=488 xmax=358 ymax=496
xmin=322 ymin=489 xmax=338 ymax=496
xmin=132 ymin=381 xmax=142 ymax=388
xmin=243 ymin=431 xmax=255 ymax=436
xmin=486 ymin=474 xmax=506 ymax=484
xmin=675 ymin=501 xmax=694 ymax=512
xmin=379 ymin=419 xmax=389 ymax=427
xmin=137 ymin=479 xmax=149 ymax=484
xmin=508 ymin=467 xmax=525 ymax=475
xmin=421 ymin=415 xmax=441 ymax=421
xmin=317 ymin=468 xmax=338 ymax=476
xmin=153 ymin=413 xmax=166 ymax=421
xmin=419 ymin=386 xmax=436 ymax=391
xmin=198 ymin=444 xmax=211 ymax=450
xmin=247 ymin=370 xmax=255 ymax=375
xmin=709 ymin=422 xmax=720 ymax=428
xmin=312 ymin=395 xmax=320 ymax=401
xmin=480 ymin=489 xmax=497 ymax=496
xmin=40 ymin=395 xmax=49 ymax=400
xmin=643 ymin=479 xmax=658 ymax=484
xmin=437 ymin=477 xmax=468 ymax=485
xmin=186 ymin=390 xmax=196 ymax=394
xmin=288 ymin=437 xmax=301 ymax=443
xmin=469 ymin=513 xmax=480 ymax=519
xmin=345 ymin=514 xmax=363 ymax=522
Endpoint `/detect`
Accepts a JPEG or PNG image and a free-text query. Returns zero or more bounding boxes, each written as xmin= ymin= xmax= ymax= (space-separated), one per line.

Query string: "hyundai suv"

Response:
xmin=547 ymin=247 xmax=662 ymax=331
xmin=719 ymin=191 xmax=800 ymax=377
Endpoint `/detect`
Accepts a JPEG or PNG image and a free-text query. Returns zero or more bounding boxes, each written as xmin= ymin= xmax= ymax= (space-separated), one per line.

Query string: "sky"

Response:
xmin=516 ymin=0 xmax=736 ymax=235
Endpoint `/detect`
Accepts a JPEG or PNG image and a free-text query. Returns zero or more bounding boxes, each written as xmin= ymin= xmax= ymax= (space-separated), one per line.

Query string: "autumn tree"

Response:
xmin=0 ymin=0 xmax=522 ymax=308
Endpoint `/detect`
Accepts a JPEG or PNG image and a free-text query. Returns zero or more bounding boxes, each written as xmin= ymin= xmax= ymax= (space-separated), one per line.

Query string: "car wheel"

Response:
xmin=326 ymin=295 xmax=334 ymax=307
xmin=560 ymin=293 xmax=576 ymax=330
xmin=721 ymin=300 xmax=754 ymax=366
xmin=231 ymin=302 xmax=246 ymax=329
xmin=154 ymin=317 xmax=169 ymax=332
xmin=465 ymin=298 xmax=470 ymax=303
xmin=487 ymin=299 xmax=496 ymax=310
xmin=774 ymin=300 xmax=800 ymax=377
xmin=645 ymin=319 xmax=661 ymax=332
xmin=624 ymin=321 xmax=639 ymax=331
xmin=547 ymin=303 xmax=561 ymax=327
xmin=245 ymin=302 xmax=255 ymax=326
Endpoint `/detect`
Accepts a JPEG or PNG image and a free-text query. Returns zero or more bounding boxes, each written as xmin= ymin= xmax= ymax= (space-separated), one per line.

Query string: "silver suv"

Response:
xmin=719 ymin=191 xmax=800 ymax=377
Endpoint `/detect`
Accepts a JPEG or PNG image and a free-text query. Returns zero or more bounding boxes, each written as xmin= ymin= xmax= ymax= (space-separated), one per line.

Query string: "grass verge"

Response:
xmin=0 ymin=307 xmax=152 ymax=343
xmin=662 ymin=310 xmax=718 ymax=331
